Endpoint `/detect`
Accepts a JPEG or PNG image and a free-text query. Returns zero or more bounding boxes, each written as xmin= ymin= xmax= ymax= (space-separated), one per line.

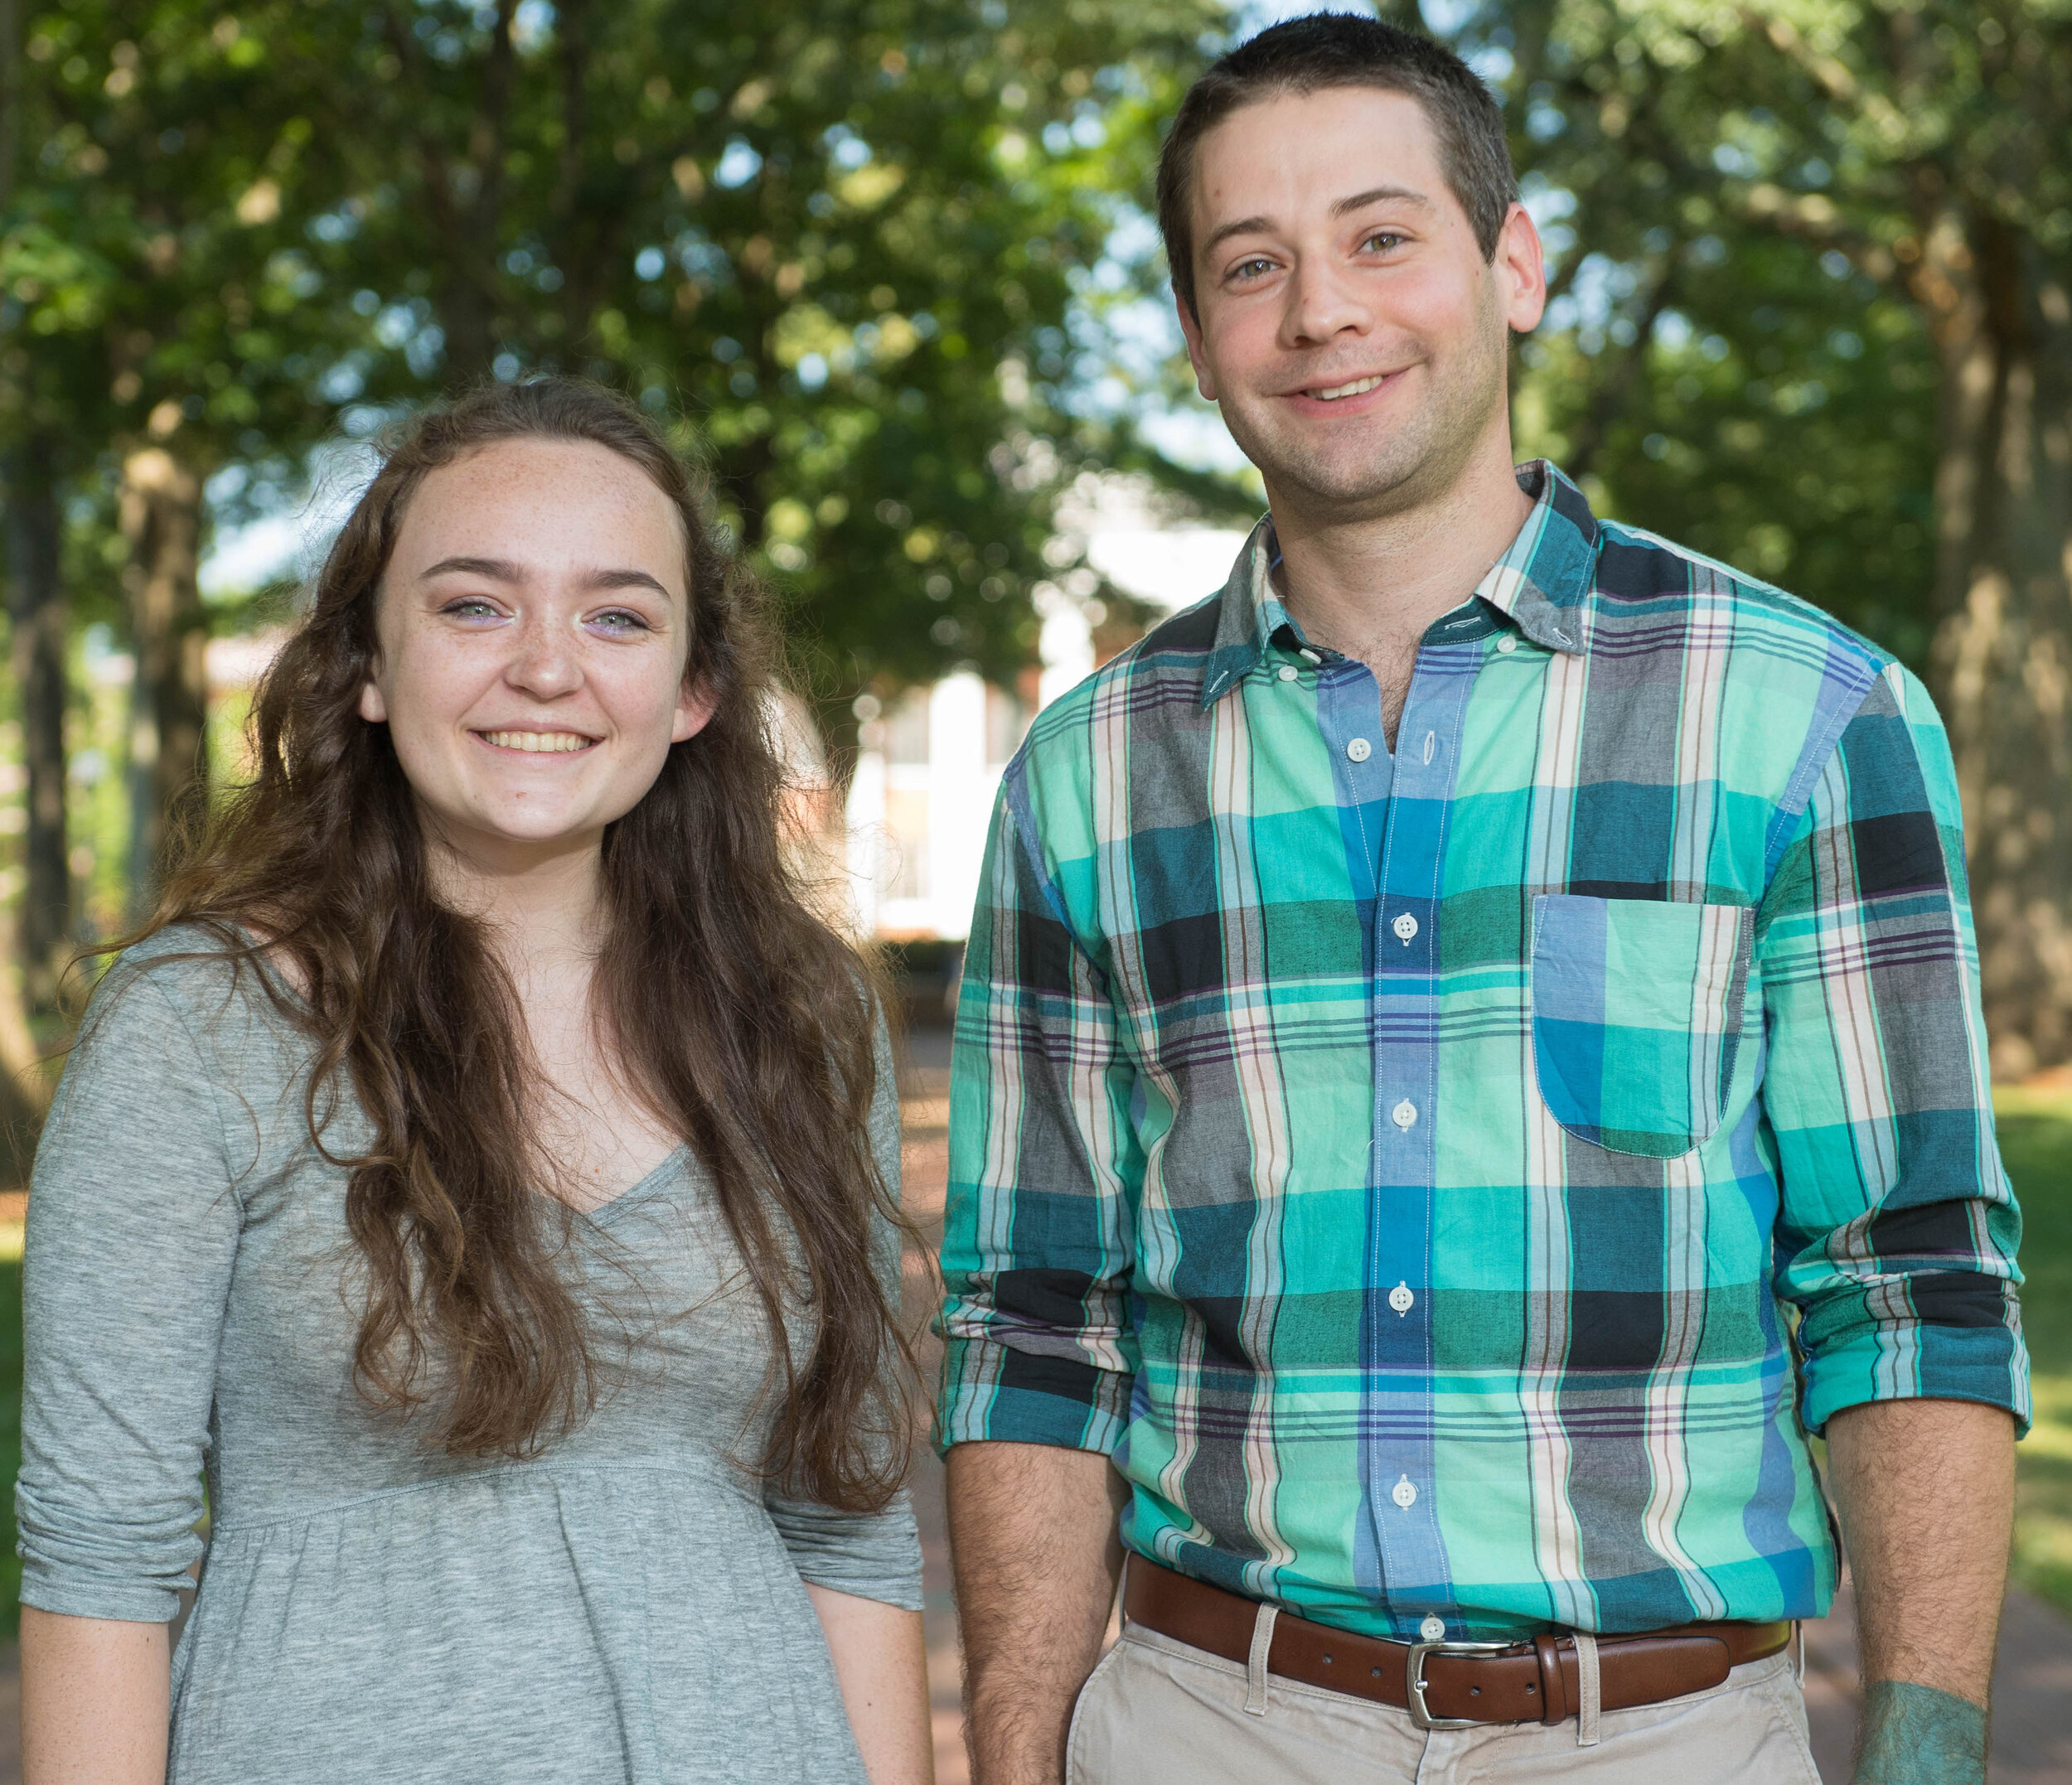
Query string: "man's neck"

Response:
xmin=1265 ymin=435 xmax=1533 ymax=747
xmin=1267 ymin=438 xmax=1533 ymax=670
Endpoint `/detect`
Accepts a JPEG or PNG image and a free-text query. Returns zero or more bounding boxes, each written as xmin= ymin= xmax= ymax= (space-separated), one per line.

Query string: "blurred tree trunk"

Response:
xmin=1912 ymin=192 xmax=2072 ymax=1077
xmin=4 ymin=439 xmax=70 ymax=1010
xmin=119 ymin=446 xmax=207 ymax=905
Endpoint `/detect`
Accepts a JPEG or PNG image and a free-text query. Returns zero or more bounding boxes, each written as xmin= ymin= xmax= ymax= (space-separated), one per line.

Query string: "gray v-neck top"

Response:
xmin=16 ymin=931 xmax=921 ymax=1784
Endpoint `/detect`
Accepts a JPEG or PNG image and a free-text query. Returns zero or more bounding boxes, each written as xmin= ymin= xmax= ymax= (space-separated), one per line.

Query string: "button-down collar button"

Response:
xmin=1496 ymin=634 xmax=1518 ymax=655
xmin=1347 ymin=737 xmax=1373 ymax=762
xmin=1392 ymin=912 xmax=1419 ymax=943
xmin=1419 ymin=1615 xmax=1447 ymax=1642
xmin=1392 ymin=1099 xmax=1417 ymax=1130
xmin=1389 ymin=1281 xmax=1415 ymax=1315
xmin=1392 ymin=1475 xmax=1419 ymax=1509
xmin=1276 ymin=663 xmax=1299 ymax=683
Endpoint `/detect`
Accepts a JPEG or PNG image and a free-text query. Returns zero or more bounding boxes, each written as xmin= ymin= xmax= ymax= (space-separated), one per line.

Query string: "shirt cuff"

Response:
xmin=934 ymin=1333 xmax=1134 ymax=1458
xmin=1798 ymin=1310 xmax=2031 ymax=1438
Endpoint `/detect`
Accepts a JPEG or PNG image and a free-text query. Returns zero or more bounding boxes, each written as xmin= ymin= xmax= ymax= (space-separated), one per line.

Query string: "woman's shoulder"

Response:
xmin=81 ymin=922 xmax=298 ymax=1051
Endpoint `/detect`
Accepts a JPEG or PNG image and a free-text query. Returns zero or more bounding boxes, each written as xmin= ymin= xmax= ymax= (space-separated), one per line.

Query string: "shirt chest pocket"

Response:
xmin=1528 ymin=893 xmax=1755 ymax=1159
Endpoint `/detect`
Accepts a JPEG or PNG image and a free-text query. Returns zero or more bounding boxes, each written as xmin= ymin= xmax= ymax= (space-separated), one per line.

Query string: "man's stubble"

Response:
xmin=1215 ymin=284 xmax=1513 ymax=530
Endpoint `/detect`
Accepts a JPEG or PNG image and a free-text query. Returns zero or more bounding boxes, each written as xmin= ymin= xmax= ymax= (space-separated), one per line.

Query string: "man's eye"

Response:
xmin=1229 ymin=257 xmax=1277 ymax=282
xmin=1363 ymin=231 xmax=1404 ymax=254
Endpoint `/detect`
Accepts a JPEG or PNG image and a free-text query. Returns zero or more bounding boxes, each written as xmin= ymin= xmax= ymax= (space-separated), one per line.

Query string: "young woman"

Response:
xmin=16 ymin=380 xmax=934 ymax=1785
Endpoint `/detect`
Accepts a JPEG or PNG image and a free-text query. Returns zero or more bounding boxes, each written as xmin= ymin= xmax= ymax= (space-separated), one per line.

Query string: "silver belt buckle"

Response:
xmin=1405 ymin=1637 xmax=1515 ymax=1730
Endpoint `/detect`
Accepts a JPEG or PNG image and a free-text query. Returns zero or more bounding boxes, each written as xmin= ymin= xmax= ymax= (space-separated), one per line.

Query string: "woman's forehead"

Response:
xmin=390 ymin=438 xmax=690 ymax=595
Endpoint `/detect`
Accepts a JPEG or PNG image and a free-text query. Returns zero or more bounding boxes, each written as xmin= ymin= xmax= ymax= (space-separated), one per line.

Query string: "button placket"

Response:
xmin=1363 ymin=631 xmax=1474 ymax=1623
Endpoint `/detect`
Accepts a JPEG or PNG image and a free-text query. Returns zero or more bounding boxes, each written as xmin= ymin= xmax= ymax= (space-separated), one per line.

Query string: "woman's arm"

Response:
xmin=806 ymin=1584 xmax=934 ymax=1785
xmin=17 ymin=956 xmax=243 ymax=1781
xmin=21 ymin=1610 xmax=169 ymax=1785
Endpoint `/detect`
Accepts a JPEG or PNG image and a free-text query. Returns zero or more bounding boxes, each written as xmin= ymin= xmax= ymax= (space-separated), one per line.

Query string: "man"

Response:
xmin=937 ymin=15 xmax=2026 ymax=1785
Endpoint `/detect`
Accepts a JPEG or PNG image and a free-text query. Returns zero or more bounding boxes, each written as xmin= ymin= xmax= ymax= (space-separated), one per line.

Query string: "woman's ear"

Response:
xmin=671 ymin=678 xmax=718 ymax=743
xmin=357 ymin=676 xmax=389 ymax=724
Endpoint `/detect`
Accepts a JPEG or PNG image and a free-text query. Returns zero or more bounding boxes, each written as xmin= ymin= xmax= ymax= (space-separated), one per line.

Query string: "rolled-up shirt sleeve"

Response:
xmin=17 ymin=965 xmax=240 ymax=1623
xmin=934 ymin=782 xmax=1143 ymax=1457
xmin=763 ymin=1013 xmax=922 ymax=1609
xmin=1760 ymin=662 xmax=2028 ymax=1435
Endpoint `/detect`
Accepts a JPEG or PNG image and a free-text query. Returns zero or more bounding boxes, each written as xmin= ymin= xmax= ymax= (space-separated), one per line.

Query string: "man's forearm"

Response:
xmin=946 ymin=1440 xmax=1128 ymax=1785
xmin=1827 ymin=1396 xmax=2016 ymax=1784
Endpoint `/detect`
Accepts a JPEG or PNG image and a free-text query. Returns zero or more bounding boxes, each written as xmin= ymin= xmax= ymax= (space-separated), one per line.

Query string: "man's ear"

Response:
xmin=671 ymin=677 xmax=718 ymax=744
xmin=1175 ymin=291 xmax=1220 ymax=403
xmin=1494 ymin=202 xmax=1547 ymax=335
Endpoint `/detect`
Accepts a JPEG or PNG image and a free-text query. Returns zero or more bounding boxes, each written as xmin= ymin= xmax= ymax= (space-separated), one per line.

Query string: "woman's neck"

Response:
xmin=427 ymin=830 xmax=609 ymax=979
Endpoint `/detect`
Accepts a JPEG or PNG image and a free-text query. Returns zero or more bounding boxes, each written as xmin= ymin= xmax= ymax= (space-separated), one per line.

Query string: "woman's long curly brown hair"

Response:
xmin=112 ymin=379 xmax=911 ymax=1509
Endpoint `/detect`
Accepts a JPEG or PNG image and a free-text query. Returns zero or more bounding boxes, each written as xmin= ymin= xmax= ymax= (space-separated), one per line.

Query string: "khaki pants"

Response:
xmin=1067 ymin=1621 xmax=1823 ymax=1784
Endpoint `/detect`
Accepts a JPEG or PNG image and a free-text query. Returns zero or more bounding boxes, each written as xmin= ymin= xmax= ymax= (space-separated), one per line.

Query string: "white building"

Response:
xmin=845 ymin=476 xmax=1251 ymax=941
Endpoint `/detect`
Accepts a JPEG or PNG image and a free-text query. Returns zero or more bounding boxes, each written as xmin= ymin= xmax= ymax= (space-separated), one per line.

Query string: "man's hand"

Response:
xmin=946 ymin=1441 xmax=1128 ymax=1785
xmin=1826 ymin=1397 xmax=2015 ymax=1784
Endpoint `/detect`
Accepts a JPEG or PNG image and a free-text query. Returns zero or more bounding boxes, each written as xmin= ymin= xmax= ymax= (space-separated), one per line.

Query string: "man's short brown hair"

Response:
xmin=1156 ymin=12 xmax=1520 ymax=319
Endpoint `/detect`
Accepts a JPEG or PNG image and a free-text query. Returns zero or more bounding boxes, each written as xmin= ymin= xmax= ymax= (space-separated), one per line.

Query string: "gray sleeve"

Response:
xmin=762 ymin=1012 xmax=923 ymax=1610
xmin=16 ymin=965 xmax=241 ymax=1623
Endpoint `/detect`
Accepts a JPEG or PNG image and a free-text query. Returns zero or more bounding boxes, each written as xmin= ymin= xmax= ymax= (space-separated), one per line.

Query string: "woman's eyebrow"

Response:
xmin=417 ymin=557 xmax=672 ymax=599
xmin=586 ymin=568 xmax=674 ymax=597
xmin=420 ymin=554 xmax=522 ymax=583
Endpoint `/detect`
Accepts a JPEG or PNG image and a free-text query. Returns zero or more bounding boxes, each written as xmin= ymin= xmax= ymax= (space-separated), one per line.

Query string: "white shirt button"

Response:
xmin=1388 ymin=1281 xmax=1415 ymax=1315
xmin=1276 ymin=663 xmax=1299 ymax=682
xmin=1392 ymin=1475 xmax=1419 ymax=1509
xmin=1419 ymin=1615 xmax=1447 ymax=1642
xmin=1496 ymin=634 xmax=1518 ymax=654
xmin=1347 ymin=737 xmax=1372 ymax=762
xmin=1392 ymin=912 xmax=1419 ymax=943
xmin=1392 ymin=1099 xmax=1417 ymax=1130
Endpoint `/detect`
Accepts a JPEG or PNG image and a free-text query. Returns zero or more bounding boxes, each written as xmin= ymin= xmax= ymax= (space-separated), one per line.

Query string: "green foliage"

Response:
xmin=1997 ymin=1091 xmax=2072 ymax=1616
xmin=1427 ymin=0 xmax=2072 ymax=665
xmin=3 ymin=2 xmax=366 ymax=477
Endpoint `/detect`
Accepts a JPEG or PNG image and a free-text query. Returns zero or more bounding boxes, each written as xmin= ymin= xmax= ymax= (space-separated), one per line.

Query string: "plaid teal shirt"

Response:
xmin=935 ymin=463 xmax=2029 ymax=1642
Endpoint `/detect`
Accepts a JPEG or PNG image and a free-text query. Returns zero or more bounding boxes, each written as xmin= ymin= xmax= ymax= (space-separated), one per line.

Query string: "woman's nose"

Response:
xmin=504 ymin=618 xmax=583 ymax=696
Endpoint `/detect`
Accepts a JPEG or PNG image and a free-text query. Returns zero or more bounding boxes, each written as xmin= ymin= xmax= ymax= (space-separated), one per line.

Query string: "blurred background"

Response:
xmin=1 ymin=0 xmax=2069 ymax=1778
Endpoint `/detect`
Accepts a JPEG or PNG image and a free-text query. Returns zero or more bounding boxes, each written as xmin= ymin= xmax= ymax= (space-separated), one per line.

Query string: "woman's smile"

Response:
xmin=473 ymin=728 xmax=600 ymax=755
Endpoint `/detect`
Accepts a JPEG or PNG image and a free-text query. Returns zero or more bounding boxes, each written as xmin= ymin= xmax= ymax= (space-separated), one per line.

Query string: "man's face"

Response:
xmin=1177 ymin=87 xmax=1545 ymax=520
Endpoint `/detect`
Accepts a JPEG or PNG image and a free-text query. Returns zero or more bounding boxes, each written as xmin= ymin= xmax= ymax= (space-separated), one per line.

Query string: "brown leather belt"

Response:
xmin=1124 ymin=1557 xmax=1790 ymax=1729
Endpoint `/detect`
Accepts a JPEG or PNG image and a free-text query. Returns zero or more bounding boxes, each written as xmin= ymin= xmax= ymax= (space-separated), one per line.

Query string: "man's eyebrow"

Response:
xmin=1332 ymin=184 xmax=1434 ymax=216
xmin=418 ymin=557 xmax=674 ymax=599
xmin=1201 ymin=186 xmax=1436 ymax=259
xmin=1202 ymin=214 xmax=1276 ymax=255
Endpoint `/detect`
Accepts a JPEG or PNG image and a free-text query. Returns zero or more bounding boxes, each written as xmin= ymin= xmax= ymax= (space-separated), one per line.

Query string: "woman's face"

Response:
xmin=359 ymin=436 xmax=710 ymax=871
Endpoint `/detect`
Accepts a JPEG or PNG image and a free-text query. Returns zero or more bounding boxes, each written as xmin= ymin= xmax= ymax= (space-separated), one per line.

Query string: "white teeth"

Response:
xmin=482 ymin=730 xmax=593 ymax=753
xmin=1309 ymin=374 xmax=1386 ymax=400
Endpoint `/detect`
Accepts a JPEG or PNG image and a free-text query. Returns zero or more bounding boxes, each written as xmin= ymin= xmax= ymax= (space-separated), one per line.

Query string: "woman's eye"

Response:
xmin=589 ymin=609 xmax=650 ymax=634
xmin=440 ymin=597 xmax=503 ymax=621
xmin=1363 ymin=231 xmax=1404 ymax=254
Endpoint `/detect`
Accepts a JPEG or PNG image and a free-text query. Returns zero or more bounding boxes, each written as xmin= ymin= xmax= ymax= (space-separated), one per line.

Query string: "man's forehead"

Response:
xmin=1191 ymin=86 xmax=1446 ymax=226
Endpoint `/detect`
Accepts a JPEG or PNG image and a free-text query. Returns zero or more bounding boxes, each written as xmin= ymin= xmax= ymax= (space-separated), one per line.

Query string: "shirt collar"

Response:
xmin=1197 ymin=460 xmax=1600 ymax=710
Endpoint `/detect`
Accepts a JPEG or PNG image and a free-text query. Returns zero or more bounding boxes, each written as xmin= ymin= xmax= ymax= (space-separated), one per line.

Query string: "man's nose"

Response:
xmin=1281 ymin=255 xmax=1372 ymax=350
xmin=505 ymin=616 xmax=583 ymax=696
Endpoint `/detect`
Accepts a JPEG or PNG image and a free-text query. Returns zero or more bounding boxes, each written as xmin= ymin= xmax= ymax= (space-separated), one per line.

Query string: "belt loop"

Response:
xmin=1793 ymin=1619 xmax=1805 ymax=1688
xmin=1575 ymin=1632 xmax=1601 ymax=1747
xmin=1244 ymin=1601 xmax=1280 ymax=1717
